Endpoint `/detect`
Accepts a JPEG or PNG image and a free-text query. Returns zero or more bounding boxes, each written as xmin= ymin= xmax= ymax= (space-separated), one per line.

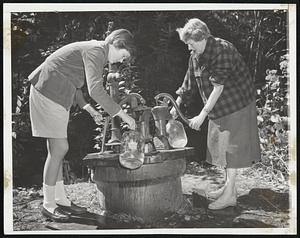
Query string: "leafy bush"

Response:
xmin=255 ymin=54 xmax=289 ymax=183
xmin=12 ymin=113 xmax=47 ymax=187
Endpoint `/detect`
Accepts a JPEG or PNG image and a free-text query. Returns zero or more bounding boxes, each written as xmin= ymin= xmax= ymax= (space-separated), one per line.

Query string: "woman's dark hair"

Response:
xmin=105 ymin=29 xmax=136 ymax=56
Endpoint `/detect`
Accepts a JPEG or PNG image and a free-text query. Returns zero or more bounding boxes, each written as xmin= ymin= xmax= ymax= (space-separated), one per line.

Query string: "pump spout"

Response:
xmin=119 ymin=93 xmax=146 ymax=121
xmin=154 ymin=93 xmax=190 ymax=125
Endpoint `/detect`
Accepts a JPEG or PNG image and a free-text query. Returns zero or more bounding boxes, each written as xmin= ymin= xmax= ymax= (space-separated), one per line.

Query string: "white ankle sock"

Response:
xmin=43 ymin=183 xmax=58 ymax=213
xmin=55 ymin=180 xmax=71 ymax=206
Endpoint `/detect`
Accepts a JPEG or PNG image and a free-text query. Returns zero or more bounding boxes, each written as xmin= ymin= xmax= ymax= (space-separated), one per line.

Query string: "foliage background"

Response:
xmin=11 ymin=10 xmax=289 ymax=187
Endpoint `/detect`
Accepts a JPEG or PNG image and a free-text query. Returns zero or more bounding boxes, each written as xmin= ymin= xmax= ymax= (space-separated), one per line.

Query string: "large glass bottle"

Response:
xmin=166 ymin=119 xmax=187 ymax=148
xmin=119 ymin=130 xmax=145 ymax=169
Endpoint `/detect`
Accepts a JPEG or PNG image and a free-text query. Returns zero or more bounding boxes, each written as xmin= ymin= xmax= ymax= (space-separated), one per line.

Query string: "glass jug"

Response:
xmin=166 ymin=119 xmax=187 ymax=148
xmin=119 ymin=130 xmax=145 ymax=169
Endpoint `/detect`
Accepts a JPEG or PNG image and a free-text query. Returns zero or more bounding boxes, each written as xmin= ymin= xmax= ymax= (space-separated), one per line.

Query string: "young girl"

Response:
xmin=28 ymin=29 xmax=136 ymax=222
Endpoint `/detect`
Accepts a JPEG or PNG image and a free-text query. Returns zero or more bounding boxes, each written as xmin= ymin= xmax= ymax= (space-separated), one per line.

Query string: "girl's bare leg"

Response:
xmin=55 ymin=162 xmax=71 ymax=206
xmin=43 ymin=138 xmax=68 ymax=212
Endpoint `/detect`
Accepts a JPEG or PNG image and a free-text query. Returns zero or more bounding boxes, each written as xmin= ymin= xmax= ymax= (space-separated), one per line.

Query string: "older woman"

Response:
xmin=28 ymin=29 xmax=136 ymax=221
xmin=171 ymin=18 xmax=261 ymax=210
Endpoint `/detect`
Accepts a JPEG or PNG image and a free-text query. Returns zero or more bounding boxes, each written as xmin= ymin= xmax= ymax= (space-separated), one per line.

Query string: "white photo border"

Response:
xmin=3 ymin=3 xmax=297 ymax=235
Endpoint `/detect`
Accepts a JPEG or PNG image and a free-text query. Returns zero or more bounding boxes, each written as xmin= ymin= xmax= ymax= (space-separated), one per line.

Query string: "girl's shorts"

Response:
xmin=29 ymin=85 xmax=69 ymax=138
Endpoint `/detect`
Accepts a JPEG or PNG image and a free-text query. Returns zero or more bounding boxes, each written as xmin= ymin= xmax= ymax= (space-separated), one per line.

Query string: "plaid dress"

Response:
xmin=177 ymin=36 xmax=261 ymax=168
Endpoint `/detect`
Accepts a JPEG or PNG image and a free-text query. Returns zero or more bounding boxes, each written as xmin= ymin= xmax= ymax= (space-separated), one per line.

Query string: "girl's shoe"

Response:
xmin=41 ymin=207 xmax=70 ymax=222
xmin=56 ymin=202 xmax=87 ymax=215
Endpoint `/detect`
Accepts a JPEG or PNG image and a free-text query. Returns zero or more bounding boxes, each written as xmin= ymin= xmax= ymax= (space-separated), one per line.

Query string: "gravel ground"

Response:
xmin=12 ymin=162 xmax=291 ymax=232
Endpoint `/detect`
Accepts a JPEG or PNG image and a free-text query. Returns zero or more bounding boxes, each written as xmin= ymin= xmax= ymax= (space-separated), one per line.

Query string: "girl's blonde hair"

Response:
xmin=176 ymin=18 xmax=211 ymax=43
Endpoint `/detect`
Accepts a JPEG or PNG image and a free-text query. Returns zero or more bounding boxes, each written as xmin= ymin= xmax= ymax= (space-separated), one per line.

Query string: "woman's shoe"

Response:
xmin=41 ymin=207 xmax=70 ymax=222
xmin=208 ymin=199 xmax=237 ymax=210
xmin=56 ymin=202 xmax=87 ymax=215
xmin=208 ymin=186 xmax=238 ymax=200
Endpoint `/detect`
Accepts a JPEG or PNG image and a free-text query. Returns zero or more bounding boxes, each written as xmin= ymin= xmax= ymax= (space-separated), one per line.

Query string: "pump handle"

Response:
xmin=154 ymin=93 xmax=190 ymax=125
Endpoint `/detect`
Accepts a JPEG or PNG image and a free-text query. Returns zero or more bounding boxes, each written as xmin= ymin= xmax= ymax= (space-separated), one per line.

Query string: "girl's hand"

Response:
xmin=116 ymin=110 xmax=136 ymax=130
xmin=92 ymin=112 xmax=103 ymax=125
xmin=83 ymin=104 xmax=103 ymax=125
xmin=188 ymin=110 xmax=208 ymax=131
xmin=123 ymin=115 xmax=136 ymax=131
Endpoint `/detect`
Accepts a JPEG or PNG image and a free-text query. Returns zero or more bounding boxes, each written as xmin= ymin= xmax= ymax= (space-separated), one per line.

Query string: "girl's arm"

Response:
xmin=74 ymin=88 xmax=88 ymax=109
xmin=75 ymin=89 xmax=103 ymax=124
xmin=83 ymin=48 xmax=121 ymax=117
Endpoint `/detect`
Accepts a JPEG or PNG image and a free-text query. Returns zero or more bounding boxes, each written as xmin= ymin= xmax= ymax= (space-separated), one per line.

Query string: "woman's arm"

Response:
xmin=189 ymin=82 xmax=223 ymax=130
xmin=171 ymin=57 xmax=197 ymax=118
xmin=202 ymin=82 xmax=224 ymax=113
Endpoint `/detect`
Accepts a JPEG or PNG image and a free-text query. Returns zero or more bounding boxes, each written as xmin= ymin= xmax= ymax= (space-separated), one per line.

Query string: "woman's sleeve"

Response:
xmin=82 ymin=48 xmax=121 ymax=116
xmin=208 ymin=48 xmax=232 ymax=85
xmin=175 ymin=57 xmax=198 ymax=103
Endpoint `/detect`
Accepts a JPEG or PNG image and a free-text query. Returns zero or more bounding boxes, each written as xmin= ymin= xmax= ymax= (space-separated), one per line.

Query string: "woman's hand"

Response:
xmin=188 ymin=110 xmax=208 ymax=131
xmin=188 ymin=83 xmax=222 ymax=131
xmin=116 ymin=110 xmax=136 ymax=130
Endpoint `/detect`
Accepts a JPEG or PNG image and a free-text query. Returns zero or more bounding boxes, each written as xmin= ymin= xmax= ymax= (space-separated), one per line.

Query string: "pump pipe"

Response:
xmin=154 ymin=93 xmax=190 ymax=125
